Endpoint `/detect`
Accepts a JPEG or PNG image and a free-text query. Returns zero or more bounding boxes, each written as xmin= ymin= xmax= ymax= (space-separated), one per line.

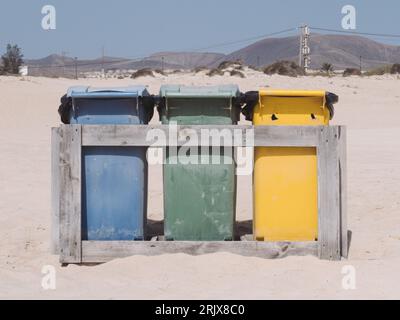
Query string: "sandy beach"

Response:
xmin=0 ymin=72 xmax=399 ymax=299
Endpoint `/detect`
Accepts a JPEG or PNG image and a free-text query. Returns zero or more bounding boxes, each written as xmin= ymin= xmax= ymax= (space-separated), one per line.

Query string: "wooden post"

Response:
xmin=59 ymin=125 xmax=82 ymax=264
xmin=339 ymin=126 xmax=348 ymax=258
xmin=317 ymin=126 xmax=341 ymax=260
xmin=51 ymin=128 xmax=61 ymax=254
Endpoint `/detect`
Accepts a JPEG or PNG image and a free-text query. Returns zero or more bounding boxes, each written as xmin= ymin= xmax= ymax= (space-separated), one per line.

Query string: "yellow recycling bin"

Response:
xmin=243 ymin=90 xmax=338 ymax=241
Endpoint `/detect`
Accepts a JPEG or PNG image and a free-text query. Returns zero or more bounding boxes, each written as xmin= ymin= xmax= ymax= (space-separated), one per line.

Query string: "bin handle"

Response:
xmin=166 ymin=97 xmax=169 ymax=118
xmin=229 ymin=97 xmax=233 ymax=122
xmin=240 ymin=91 xmax=260 ymax=122
xmin=58 ymin=94 xmax=72 ymax=124
xmin=164 ymin=92 xmax=236 ymax=99
xmin=70 ymin=92 xmax=140 ymax=99
xmin=325 ymin=92 xmax=338 ymax=120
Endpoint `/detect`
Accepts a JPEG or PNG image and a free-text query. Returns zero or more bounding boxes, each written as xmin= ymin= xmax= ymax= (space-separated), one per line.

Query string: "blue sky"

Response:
xmin=1 ymin=0 xmax=399 ymax=59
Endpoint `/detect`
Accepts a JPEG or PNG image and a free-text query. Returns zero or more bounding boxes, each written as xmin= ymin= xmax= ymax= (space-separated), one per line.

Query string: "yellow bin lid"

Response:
xmin=257 ymin=89 xmax=338 ymax=120
xmin=259 ymin=89 xmax=327 ymax=98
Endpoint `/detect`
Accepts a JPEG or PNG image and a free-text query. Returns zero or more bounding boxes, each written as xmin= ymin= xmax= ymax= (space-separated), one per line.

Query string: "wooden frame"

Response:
xmin=51 ymin=124 xmax=347 ymax=264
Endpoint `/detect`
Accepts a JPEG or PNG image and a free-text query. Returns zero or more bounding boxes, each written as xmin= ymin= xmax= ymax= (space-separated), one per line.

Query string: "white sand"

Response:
xmin=0 ymin=72 xmax=399 ymax=299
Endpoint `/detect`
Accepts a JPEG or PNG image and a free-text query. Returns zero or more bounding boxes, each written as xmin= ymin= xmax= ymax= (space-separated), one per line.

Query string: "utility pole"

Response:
xmin=74 ymin=57 xmax=78 ymax=80
xmin=102 ymin=46 xmax=105 ymax=78
xmin=299 ymin=24 xmax=311 ymax=73
xmin=359 ymin=55 xmax=362 ymax=73
xmin=161 ymin=56 xmax=165 ymax=72
xmin=61 ymin=51 xmax=69 ymax=78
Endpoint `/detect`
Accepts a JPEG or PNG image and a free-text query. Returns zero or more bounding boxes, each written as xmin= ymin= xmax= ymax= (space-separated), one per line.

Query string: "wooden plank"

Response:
xmin=82 ymin=125 xmax=159 ymax=146
xmin=81 ymin=125 xmax=321 ymax=147
xmin=81 ymin=241 xmax=318 ymax=263
xmin=82 ymin=125 xmax=253 ymax=147
xmin=51 ymin=128 xmax=61 ymax=255
xmin=317 ymin=126 xmax=341 ymax=260
xmin=339 ymin=126 xmax=348 ymax=258
xmin=317 ymin=127 xmax=328 ymax=259
xmin=254 ymin=125 xmax=320 ymax=147
xmin=59 ymin=125 xmax=82 ymax=264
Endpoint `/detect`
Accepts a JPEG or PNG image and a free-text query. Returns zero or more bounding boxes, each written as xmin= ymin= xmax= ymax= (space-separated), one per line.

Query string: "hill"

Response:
xmin=24 ymin=34 xmax=400 ymax=76
xmin=219 ymin=34 xmax=400 ymax=70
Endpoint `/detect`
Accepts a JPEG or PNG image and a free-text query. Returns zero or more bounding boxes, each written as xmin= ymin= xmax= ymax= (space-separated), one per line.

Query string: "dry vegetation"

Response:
xmin=264 ymin=60 xmax=305 ymax=77
xmin=390 ymin=64 xmax=400 ymax=74
xmin=154 ymin=69 xmax=166 ymax=76
xmin=193 ymin=66 xmax=208 ymax=73
xmin=217 ymin=60 xmax=243 ymax=70
xmin=343 ymin=68 xmax=362 ymax=77
xmin=131 ymin=68 xmax=154 ymax=79
xmin=230 ymin=70 xmax=245 ymax=78
xmin=364 ymin=65 xmax=393 ymax=76
xmin=207 ymin=68 xmax=224 ymax=77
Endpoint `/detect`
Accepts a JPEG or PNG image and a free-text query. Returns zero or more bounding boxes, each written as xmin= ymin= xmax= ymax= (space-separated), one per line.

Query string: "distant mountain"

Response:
xmin=26 ymin=54 xmax=69 ymax=66
xmin=25 ymin=34 xmax=400 ymax=76
xmin=218 ymin=34 xmax=400 ymax=70
xmin=145 ymin=52 xmax=225 ymax=69
xmin=25 ymin=52 xmax=225 ymax=77
xmin=26 ymin=54 xmax=125 ymax=66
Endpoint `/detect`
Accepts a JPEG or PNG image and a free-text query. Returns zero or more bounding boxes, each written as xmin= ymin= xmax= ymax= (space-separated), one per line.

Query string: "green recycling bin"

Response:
xmin=158 ymin=85 xmax=241 ymax=241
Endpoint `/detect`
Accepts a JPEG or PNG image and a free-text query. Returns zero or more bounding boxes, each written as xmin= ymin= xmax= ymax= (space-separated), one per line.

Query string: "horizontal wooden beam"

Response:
xmin=81 ymin=240 xmax=318 ymax=263
xmin=77 ymin=125 xmax=323 ymax=147
xmin=254 ymin=125 xmax=321 ymax=147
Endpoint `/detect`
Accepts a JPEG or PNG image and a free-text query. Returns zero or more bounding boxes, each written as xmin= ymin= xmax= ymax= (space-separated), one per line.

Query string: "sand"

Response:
xmin=0 ymin=71 xmax=399 ymax=299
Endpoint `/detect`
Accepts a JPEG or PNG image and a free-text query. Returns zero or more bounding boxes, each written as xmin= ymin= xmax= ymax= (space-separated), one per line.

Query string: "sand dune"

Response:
xmin=1 ymin=72 xmax=399 ymax=299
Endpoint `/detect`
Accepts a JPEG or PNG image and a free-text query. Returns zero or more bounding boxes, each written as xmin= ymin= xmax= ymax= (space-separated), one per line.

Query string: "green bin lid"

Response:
xmin=160 ymin=85 xmax=240 ymax=99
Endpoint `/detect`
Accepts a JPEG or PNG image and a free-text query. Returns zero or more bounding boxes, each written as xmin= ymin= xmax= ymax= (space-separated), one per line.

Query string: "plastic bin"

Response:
xmin=243 ymin=90 xmax=338 ymax=241
xmin=158 ymin=85 xmax=242 ymax=241
xmin=59 ymin=86 xmax=154 ymax=240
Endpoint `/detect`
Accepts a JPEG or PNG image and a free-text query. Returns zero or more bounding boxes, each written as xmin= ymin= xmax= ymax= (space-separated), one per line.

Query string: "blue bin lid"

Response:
xmin=160 ymin=85 xmax=240 ymax=99
xmin=67 ymin=86 xmax=149 ymax=99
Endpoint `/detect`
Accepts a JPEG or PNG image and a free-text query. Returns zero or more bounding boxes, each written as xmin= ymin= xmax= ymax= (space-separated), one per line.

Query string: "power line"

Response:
xmin=74 ymin=57 xmax=78 ymax=79
xmin=26 ymin=25 xmax=400 ymax=71
xmin=123 ymin=27 xmax=298 ymax=60
xmin=28 ymin=57 xmax=135 ymax=69
xmin=27 ymin=27 xmax=298 ymax=70
xmin=187 ymin=27 xmax=298 ymax=52
xmin=101 ymin=46 xmax=105 ymax=77
xmin=188 ymin=27 xmax=298 ymax=66
xmin=309 ymin=26 xmax=400 ymax=38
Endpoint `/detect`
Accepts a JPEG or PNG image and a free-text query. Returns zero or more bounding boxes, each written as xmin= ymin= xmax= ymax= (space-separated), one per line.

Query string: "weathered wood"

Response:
xmin=51 ymin=128 xmax=61 ymax=255
xmin=81 ymin=241 xmax=318 ymax=263
xmin=81 ymin=125 xmax=321 ymax=147
xmin=59 ymin=125 xmax=82 ymax=264
xmin=317 ymin=127 xmax=328 ymax=259
xmin=254 ymin=125 xmax=320 ymax=147
xmin=55 ymin=124 xmax=347 ymax=263
xmin=339 ymin=126 xmax=348 ymax=258
xmin=317 ymin=126 xmax=341 ymax=260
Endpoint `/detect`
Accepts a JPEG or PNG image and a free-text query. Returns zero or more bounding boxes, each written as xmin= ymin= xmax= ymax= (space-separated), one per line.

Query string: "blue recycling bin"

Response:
xmin=65 ymin=86 xmax=154 ymax=241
